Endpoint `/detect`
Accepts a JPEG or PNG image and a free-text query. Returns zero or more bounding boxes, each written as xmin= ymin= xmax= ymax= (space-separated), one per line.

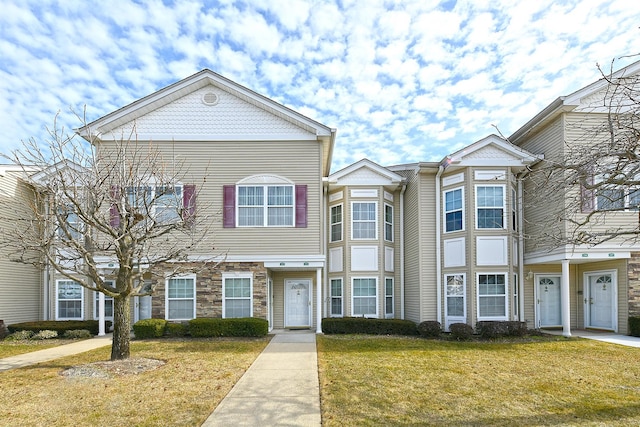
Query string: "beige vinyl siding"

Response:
xmin=0 ymin=171 xmax=42 ymax=324
xmin=98 ymin=139 xmax=324 ymax=257
xmin=417 ymin=169 xmax=438 ymax=322
xmin=399 ymin=170 xmax=421 ymax=322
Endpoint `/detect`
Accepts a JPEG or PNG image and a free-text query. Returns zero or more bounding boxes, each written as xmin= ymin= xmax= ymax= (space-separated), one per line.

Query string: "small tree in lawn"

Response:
xmin=523 ymin=57 xmax=640 ymax=249
xmin=1 ymin=112 xmax=215 ymax=360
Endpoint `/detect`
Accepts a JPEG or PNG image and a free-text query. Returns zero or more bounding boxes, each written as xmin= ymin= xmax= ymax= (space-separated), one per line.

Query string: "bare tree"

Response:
xmin=523 ymin=57 xmax=640 ymax=249
xmin=1 ymin=112 xmax=218 ymax=360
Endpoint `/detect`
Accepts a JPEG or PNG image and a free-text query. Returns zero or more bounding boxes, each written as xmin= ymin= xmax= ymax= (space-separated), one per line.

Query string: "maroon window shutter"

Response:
xmin=581 ymin=174 xmax=595 ymax=213
xmin=182 ymin=184 xmax=196 ymax=225
xmin=295 ymin=184 xmax=307 ymax=228
xmin=110 ymin=185 xmax=120 ymax=228
xmin=223 ymin=185 xmax=236 ymax=228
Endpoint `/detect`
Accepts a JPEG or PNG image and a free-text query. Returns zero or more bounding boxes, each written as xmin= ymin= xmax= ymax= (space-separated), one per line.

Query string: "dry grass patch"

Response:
xmin=0 ymin=339 xmax=77 ymax=359
xmin=318 ymin=335 xmax=640 ymax=426
xmin=0 ymin=337 xmax=269 ymax=426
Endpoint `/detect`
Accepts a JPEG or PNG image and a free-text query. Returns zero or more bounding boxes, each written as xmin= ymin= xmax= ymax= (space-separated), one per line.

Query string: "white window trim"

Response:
xmin=384 ymin=277 xmax=394 ymax=318
xmin=330 ymin=278 xmax=343 ymax=317
xmin=511 ymin=188 xmax=517 ymax=231
xmin=475 ymin=184 xmax=506 ymax=229
xmin=384 ymin=203 xmax=394 ymax=242
xmin=512 ymin=273 xmax=519 ymax=320
xmin=351 ymin=277 xmax=378 ymax=318
xmin=237 ymin=184 xmax=295 ymax=227
xmin=445 ymin=273 xmax=466 ymax=322
xmin=330 ymin=203 xmax=343 ymax=243
xmin=444 ymin=186 xmax=465 ymax=233
xmin=351 ymin=201 xmax=378 ymax=240
xmin=476 ymin=272 xmax=509 ymax=321
xmin=56 ymin=279 xmax=84 ymax=320
xmin=126 ymin=184 xmax=184 ymax=224
xmin=222 ymin=273 xmax=254 ymax=319
xmin=165 ymin=274 xmax=197 ymax=321
xmin=93 ymin=280 xmax=114 ymax=321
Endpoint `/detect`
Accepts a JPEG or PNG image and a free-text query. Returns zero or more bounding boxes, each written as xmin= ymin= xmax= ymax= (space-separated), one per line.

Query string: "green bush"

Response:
xmin=629 ymin=317 xmax=640 ymax=337
xmin=476 ymin=321 xmax=528 ymax=338
xmin=449 ymin=323 xmax=474 ymax=341
xmin=7 ymin=320 xmax=112 ymax=336
xmin=133 ymin=319 xmax=167 ymax=339
xmin=165 ymin=322 xmax=189 ymax=337
xmin=32 ymin=330 xmax=58 ymax=340
xmin=62 ymin=329 xmax=93 ymax=339
xmin=322 ymin=317 xmax=418 ymax=335
xmin=188 ymin=317 xmax=269 ymax=337
xmin=4 ymin=330 xmax=34 ymax=341
xmin=417 ymin=321 xmax=442 ymax=338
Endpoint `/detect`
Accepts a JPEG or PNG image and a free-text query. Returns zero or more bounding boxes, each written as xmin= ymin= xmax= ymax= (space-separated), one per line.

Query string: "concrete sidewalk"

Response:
xmin=0 ymin=334 xmax=113 ymax=371
xmin=202 ymin=330 xmax=321 ymax=427
xmin=543 ymin=329 xmax=640 ymax=348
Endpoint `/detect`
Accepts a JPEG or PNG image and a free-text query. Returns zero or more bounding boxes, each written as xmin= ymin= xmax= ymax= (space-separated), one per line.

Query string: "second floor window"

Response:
xmin=476 ymin=185 xmax=504 ymax=229
xmin=596 ymin=187 xmax=640 ymax=211
xmin=384 ymin=204 xmax=393 ymax=241
xmin=238 ymin=185 xmax=294 ymax=227
xmin=352 ymin=202 xmax=377 ymax=239
xmin=122 ymin=184 xmax=186 ymax=225
xmin=330 ymin=204 xmax=343 ymax=242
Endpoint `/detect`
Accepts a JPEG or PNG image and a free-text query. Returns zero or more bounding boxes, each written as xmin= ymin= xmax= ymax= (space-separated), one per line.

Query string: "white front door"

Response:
xmin=285 ymin=279 xmax=311 ymax=328
xmin=537 ymin=276 xmax=561 ymax=328
xmin=585 ymin=272 xmax=617 ymax=331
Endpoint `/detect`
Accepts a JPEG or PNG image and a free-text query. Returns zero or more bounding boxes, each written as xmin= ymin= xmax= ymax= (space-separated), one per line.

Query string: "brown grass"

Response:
xmin=317 ymin=335 xmax=640 ymax=426
xmin=0 ymin=339 xmax=77 ymax=359
xmin=0 ymin=338 xmax=269 ymax=426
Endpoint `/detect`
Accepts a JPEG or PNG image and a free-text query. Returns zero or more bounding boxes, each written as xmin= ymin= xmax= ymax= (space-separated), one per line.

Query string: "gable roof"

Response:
xmin=509 ymin=59 xmax=640 ymax=144
xmin=76 ymin=69 xmax=336 ymax=175
xmin=443 ymin=134 xmax=541 ymax=169
xmin=327 ymin=158 xmax=404 ymax=187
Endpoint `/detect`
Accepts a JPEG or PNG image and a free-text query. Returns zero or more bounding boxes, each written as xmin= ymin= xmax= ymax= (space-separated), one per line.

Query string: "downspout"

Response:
xmin=43 ymin=195 xmax=50 ymax=320
xmin=517 ymin=173 xmax=526 ymax=321
xmin=400 ymin=183 xmax=407 ymax=319
xmin=435 ymin=165 xmax=445 ymax=325
xmin=321 ymin=183 xmax=329 ymax=331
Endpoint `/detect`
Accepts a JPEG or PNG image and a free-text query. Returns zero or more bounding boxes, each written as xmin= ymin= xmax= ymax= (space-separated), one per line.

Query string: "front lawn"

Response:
xmin=0 ymin=338 xmax=269 ymax=426
xmin=0 ymin=339 xmax=76 ymax=359
xmin=317 ymin=335 xmax=640 ymax=426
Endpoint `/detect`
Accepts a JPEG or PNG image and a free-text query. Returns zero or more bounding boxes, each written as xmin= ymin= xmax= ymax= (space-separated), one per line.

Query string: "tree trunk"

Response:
xmin=111 ymin=295 xmax=131 ymax=360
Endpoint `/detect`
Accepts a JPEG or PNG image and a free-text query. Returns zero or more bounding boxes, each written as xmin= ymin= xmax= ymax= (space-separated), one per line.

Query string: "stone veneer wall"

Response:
xmin=628 ymin=252 xmax=640 ymax=317
xmin=150 ymin=262 xmax=268 ymax=320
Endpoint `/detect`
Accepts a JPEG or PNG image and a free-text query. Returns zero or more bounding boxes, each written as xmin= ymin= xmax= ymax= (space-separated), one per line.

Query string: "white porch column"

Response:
xmin=316 ymin=267 xmax=322 ymax=333
xmin=561 ymin=259 xmax=571 ymax=337
xmin=98 ymin=292 xmax=106 ymax=336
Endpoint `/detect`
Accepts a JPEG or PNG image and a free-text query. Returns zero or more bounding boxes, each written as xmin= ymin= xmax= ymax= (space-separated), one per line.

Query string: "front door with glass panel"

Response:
xmin=537 ymin=276 xmax=561 ymax=328
xmin=585 ymin=272 xmax=616 ymax=331
xmin=285 ymin=279 xmax=311 ymax=328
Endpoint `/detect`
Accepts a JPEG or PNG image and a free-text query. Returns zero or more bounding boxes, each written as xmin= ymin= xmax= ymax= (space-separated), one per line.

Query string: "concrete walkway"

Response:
xmin=202 ymin=330 xmax=321 ymax=427
xmin=542 ymin=329 xmax=640 ymax=348
xmin=0 ymin=334 xmax=113 ymax=371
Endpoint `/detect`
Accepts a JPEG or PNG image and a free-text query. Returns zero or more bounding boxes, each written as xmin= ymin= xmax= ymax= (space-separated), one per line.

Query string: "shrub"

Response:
xmin=630 ymin=317 xmax=640 ymax=337
xmin=133 ymin=319 xmax=167 ymax=339
xmin=449 ymin=323 xmax=474 ymax=341
xmin=321 ymin=317 xmax=418 ymax=335
xmin=7 ymin=320 xmax=111 ymax=336
xmin=165 ymin=322 xmax=189 ymax=337
xmin=0 ymin=320 xmax=8 ymax=339
xmin=476 ymin=321 xmax=528 ymax=339
xmin=189 ymin=318 xmax=269 ymax=337
xmin=63 ymin=329 xmax=93 ymax=339
xmin=417 ymin=321 xmax=442 ymax=338
xmin=5 ymin=330 xmax=35 ymax=341
xmin=32 ymin=330 xmax=58 ymax=340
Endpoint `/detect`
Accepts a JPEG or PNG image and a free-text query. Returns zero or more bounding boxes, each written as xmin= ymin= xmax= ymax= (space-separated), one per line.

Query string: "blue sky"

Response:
xmin=1 ymin=0 xmax=639 ymax=171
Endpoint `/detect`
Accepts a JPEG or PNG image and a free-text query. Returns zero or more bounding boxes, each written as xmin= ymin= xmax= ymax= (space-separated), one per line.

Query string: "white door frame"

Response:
xmin=535 ymin=274 xmax=562 ymax=328
xmin=284 ymin=279 xmax=312 ymax=328
xmin=584 ymin=270 xmax=617 ymax=332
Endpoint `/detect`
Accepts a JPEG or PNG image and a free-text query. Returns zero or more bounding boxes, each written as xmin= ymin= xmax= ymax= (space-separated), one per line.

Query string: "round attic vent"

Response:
xmin=202 ymin=92 xmax=219 ymax=106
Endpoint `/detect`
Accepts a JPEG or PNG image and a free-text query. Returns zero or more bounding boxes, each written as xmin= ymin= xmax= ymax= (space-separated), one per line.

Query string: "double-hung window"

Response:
xmin=477 ymin=273 xmax=507 ymax=319
xmin=223 ymin=275 xmax=252 ymax=318
xmin=444 ymin=187 xmax=464 ymax=232
xmin=476 ymin=185 xmax=505 ymax=229
xmin=596 ymin=186 xmax=640 ymax=211
xmin=352 ymin=202 xmax=377 ymax=239
xmin=57 ymin=204 xmax=83 ymax=241
xmin=124 ymin=184 xmax=185 ymax=225
xmin=238 ymin=185 xmax=294 ymax=227
xmin=384 ymin=277 xmax=394 ymax=318
xmin=330 ymin=205 xmax=343 ymax=242
xmin=384 ymin=204 xmax=393 ymax=241
xmin=94 ymin=282 xmax=114 ymax=321
xmin=352 ymin=278 xmax=377 ymax=317
xmin=56 ymin=280 xmax=83 ymax=320
xmin=166 ymin=275 xmax=196 ymax=320
xmin=330 ymin=278 xmax=343 ymax=317
xmin=445 ymin=274 xmax=465 ymax=319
